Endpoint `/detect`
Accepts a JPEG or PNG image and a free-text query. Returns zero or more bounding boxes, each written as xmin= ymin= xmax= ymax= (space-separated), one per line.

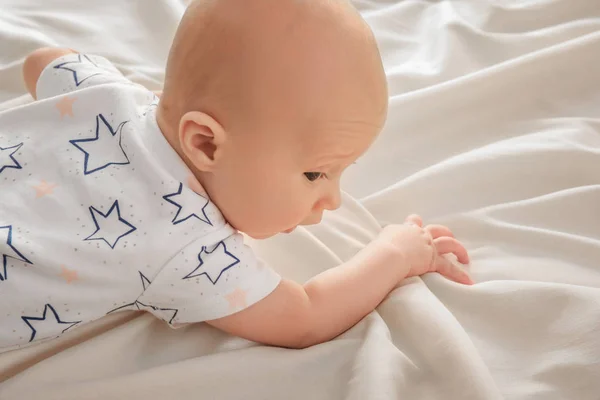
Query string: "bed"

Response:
xmin=1 ymin=0 xmax=599 ymax=398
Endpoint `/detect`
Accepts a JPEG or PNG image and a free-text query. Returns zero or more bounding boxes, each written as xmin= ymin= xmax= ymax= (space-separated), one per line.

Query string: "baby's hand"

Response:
xmin=376 ymin=215 xmax=473 ymax=285
xmin=209 ymin=214 xmax=472 ymax=349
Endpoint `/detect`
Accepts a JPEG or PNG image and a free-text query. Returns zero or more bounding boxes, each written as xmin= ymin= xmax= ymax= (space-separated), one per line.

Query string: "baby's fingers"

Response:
xmin=435 ymin=258 xmax=474 ymax=285
xmin=425 ymin=224 xmax=454 ymax=239
xmin=433 ymin=237 xmax=470 ymax=264
xmin=405 ymin=214 xmax=423 ymax=227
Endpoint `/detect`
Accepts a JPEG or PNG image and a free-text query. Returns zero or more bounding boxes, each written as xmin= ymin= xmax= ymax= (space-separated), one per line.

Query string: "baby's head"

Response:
xmin=157 ymin=0 xmax=388 ymax=239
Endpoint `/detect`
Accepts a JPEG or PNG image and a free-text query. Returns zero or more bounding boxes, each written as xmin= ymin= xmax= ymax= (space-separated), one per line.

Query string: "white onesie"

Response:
xmin=0 ymin=53 xmax=281 ymax=353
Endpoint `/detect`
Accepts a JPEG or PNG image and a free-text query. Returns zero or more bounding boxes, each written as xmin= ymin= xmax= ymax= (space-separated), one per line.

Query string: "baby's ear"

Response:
xmin=178 ymin=111 xmax=226 ymax=172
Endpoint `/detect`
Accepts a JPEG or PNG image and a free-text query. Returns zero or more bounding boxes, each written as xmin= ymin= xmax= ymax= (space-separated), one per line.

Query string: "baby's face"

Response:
xmin=207 ymin=114 xmax=381 ymax=239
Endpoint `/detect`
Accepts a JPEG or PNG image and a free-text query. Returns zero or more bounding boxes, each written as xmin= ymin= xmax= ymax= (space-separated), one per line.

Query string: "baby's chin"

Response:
xmin=244 ymin=232 xmax=279 ymax=240
xmin=242 ymin=227 xmax=296 ymax=240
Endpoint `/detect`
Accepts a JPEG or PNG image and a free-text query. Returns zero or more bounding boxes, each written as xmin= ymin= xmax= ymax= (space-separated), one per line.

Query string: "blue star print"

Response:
xmin=21 ymin=304 xmax=81 ymax=342
xmin=183 ymin=241 xmax=240 ymax=284
xmin=84 ymin=200 xmax=137 ymax=249
xmin=0 ymin=142 xmax=24 ymax=174
xmin=108 ymin=301 xmax=178 ymax=325
xmin=54 ymin=54 xmax=102 ymax=86
xmin=106 ymin=272 xmax=179 ymax=324
xmin=139 ymin=271 xmax=151 ymax=291
xmin=0 ymin=225 xmax=32 ymax=281
xmin=163 ymin=182 xmax=212 ymax=226
xmin=136 ymin=301 xmax=179 ymax=325
xmin=70 ymin=114 xmax=130 ymax=175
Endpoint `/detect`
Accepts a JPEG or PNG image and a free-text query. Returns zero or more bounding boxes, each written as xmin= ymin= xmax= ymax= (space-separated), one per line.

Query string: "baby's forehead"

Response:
xmin=294 ymin=120 xmax=379 ymax=164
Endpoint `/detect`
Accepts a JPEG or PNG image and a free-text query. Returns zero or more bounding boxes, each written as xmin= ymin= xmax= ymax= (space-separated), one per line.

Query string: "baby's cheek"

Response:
xmin=285 ymin=198 xmax=313 ymax=225
xmin=230 ymin=173 xmax=304 ymax=232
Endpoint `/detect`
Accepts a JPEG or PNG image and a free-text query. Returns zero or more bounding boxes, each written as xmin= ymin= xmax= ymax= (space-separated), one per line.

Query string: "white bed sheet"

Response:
xmin=0 ymin=0 xmax=599 ymax=399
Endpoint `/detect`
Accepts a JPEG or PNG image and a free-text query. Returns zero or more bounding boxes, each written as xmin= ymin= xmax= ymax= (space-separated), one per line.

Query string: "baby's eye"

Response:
xmin=304 ymin=172 xmax=324 ymax=182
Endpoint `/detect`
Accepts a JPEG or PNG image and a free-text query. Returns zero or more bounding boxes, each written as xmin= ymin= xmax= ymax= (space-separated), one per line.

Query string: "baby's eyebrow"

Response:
xmin=313 ymin=153 xmax=360 ymax=169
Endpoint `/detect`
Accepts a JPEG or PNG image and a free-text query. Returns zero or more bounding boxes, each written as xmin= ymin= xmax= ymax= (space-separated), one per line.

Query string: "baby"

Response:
xmin=0 ymin=0 xmax=471 ymax=352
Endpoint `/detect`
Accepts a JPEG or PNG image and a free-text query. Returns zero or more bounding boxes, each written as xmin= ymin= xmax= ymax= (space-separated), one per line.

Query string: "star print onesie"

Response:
xmin=0 ymin=53 xmax=281 ymax=353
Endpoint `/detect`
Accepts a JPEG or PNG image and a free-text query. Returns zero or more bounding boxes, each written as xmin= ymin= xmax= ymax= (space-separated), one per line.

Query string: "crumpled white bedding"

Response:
xmin=0 ymin=0 xmax=599 ymax=399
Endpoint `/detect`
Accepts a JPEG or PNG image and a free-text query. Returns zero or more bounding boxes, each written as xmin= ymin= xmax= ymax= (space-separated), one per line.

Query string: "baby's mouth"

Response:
xmin=283 ymin=227 xmax=296 ymax=234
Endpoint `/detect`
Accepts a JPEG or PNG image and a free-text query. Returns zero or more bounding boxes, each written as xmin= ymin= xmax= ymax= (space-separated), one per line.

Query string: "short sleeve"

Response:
xmin=136 ymin=230 xmax=281 ymax=326
xmin=36 ymin=53 xmax=131 ymax=100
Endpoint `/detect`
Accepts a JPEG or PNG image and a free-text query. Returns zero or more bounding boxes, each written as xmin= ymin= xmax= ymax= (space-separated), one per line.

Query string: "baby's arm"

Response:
xmin=208 ymin=217 xmax=471 ymax=349
xmin=209 ymin=240 xmax=403 ymax=348
xmin=22 ymin=47 xmax=76 ymax=99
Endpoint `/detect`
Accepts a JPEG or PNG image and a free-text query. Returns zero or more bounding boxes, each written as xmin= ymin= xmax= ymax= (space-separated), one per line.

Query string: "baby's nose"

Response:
xmin=322 ymin=188 xmax=342 ymax=211
xmin=311 ymin=186 xmax=341 ymax=218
